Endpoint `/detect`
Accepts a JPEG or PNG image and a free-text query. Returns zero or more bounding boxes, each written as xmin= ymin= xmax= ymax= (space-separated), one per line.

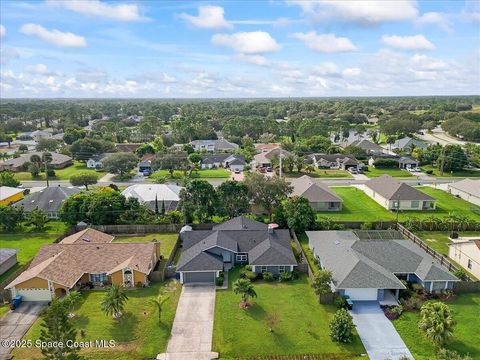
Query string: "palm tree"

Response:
xmin=418 ymin=302 xmax=456 ymax=346
xmin=305 ymin=164 xmax=316 ymax=174
xmin=101 ymin=285 xmax=129 ymax=319
xmin=42 ymin=152 xmax=53 ymax=187
xmin=62 ymin=290 xmax=82 ymax=317
xmin=151 ymin=292 xmax=169 ymax=324
xmin=233 ymin=278 xmax=257 ymax=308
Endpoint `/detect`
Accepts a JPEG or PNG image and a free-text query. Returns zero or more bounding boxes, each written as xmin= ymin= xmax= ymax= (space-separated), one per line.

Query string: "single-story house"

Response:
xmin=6 ymin=229 xmax=160 ymax=301
xmin=59 ymin=228 xmax=115 ymax=244
xmin=363 ymin=175 xmax=436 ymax=210
xmin=392 ymin=137 xmax=428 ymax=152
xmin=254 ymin=143 xmax=281 ymax=153
xmin=200 ymin=153 xmax=246 ymax=171
xmin=16 ymin=130 xmax=52 ymax=142
xmin=0 ymin=152 xmax=73 ymax=172
xmin=121 ymin=184 xmax=183 ymax=212
xmin=0 ymin=186 xmax=24 ymax=206
xmin=177 ymin=216 xmax=297 ymax=284
xmin=290 ymin=175 xmax=342 ymax=211
xmin=398 ymin=156 xmax=419 ymax=169
xmin=253 ymin=148 xmax=292 ymax=168
xmin=448 ymin=179 xmax=480 ymax=206
xmin=86 ymin=153 xmax=115 ymax=170
xmin=307 ymin=230 xmax=459 ymax=301
xmin=190 ymin=139 xmax=239 ymax=152
xmin=115 ymin=143 xmax=142 ymax=153
xmin=346 ymin=139 xmax=386 ymax=155
xmin=448 ymin=238 xmax=480 ymax=279
xmin=14 ymin=186 xmax=81 ymax=219
xmin=0 ymin=248 xmax=18 ymax=276
xmin=309 ymin=154 xmax=358 ymax=170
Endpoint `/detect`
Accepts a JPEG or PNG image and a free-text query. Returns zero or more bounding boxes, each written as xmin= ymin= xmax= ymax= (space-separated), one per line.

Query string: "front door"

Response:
xmin=124 ymin=269 xmax=133 ymax=287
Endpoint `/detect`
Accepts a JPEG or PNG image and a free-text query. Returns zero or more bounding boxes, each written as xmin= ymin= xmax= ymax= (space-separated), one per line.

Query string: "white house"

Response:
xmin=448 ymin=179 xmax=480 ymax=207
xmin=449 ymin=238 xmax=480 ymax=279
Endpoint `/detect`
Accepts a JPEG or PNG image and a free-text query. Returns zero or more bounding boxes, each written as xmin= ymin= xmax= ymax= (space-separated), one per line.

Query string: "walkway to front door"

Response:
xmin=157 ymin=285 xmax=218 ymax=360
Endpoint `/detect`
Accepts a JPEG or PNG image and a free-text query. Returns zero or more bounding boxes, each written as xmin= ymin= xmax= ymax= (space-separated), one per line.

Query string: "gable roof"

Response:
xmin=213 ymin=216 xmax=268 ymax=231
xmin=122 ymin=184 xmax=183 ymax=203
xmin=0 ymin=152 xmax=72 ymax=168
xmin=60 ymin=228 xmax=114 ymax=244
xmin=201 ymin=153 xmax=245 ymax=164
xmin=15 ymin=186 xmax=80 ymax=213
xmin=290 ymin=175 xmax=342 ymax=203
xmin=348 ymin=139 xmax=384 ymax=153
xmin=393 ymin=137 xmax=428 ymax=150
xmin=115 ymin=143 xmax=141 ymax=153
xmin=448 ymin=179 xmax=480 ymax=197
xmin=0 ymin=186 xmax=24 ymax=201
xmin=365 ymin=175 xmax=435 ymax=201
xmin=307 ymin=231 xmax=458 ymax=289
xmin=0 ymin=248 xmax=18 ymax=264
xmin=190 ymin=139 xmax=239 ymax=150
xmin=310 ymin=154 xmax=357 ymax=166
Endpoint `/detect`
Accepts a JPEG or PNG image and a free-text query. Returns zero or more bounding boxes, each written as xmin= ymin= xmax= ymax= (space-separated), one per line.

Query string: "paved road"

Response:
xmin=158 ymin=285 xmax=218 ymax=360
xmin=350 ymin=302 xmax=413 ymax=360
xmin=0 ymin=302 xmax=47 ymax=359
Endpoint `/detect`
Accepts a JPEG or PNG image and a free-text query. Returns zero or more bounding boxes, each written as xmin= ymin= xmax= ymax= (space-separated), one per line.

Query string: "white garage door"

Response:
xmin=16 ymin=288 xmax=52 ymax=301
xmin=344 ymin=288 xmax=378 ymax=301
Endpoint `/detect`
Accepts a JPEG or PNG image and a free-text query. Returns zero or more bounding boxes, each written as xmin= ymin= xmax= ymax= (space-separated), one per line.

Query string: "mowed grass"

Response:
xmin=393 ymin=293 xmax=480 ymax=360
xmin=113 ymin=233 xmax=178 ymax=259
xmin=13 ymin=281 xmax=182 ymax=360
xmin=0 ymin=221 xmax=68 ymax=283
xmin=14 ymin=161 xmax=106 ymax=181
xmin=213 ymin=268 xmax=365 ymax=359
xmin=364 ymin=167 xmax=413 ymax=178
xmin=415 ymin=231 xmax=480 ymax=256
xmin=285 ymin=169 xmax=353 ymax=179
xmin=420 ymin=165 xmax=480 ymax=178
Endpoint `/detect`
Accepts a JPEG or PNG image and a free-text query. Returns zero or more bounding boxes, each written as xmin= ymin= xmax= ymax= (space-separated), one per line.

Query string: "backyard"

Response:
xmin=213 ymin=267 xmax=365 ymax=359
xmin=113 ymin=233 xmax=178 ymax=259
xmin=415 ymin=231 xmax=480 ymax=257
xmin=13 ymin=281 xmax=182 ymax=360
xmin=364 ymin=167 xmax=413 ymax=178
xmin=14 ymin=161 xmax=106 ymax=181
xmin=393 ymin=292 xmax=480 ymax=360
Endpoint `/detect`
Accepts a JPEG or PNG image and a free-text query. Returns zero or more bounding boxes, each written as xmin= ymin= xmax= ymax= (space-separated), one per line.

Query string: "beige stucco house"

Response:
xmin=448 ymin=238 xmax=480 ymax=279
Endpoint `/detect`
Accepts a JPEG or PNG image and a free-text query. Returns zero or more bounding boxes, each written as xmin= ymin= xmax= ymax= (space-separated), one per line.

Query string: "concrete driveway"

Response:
xmin=0 ymin=302 xmax=47 ymax=359
xmin=350 ymin=302 xmax=413 ymax=360
xmin=158 ymin=285 xmax=218 ymax=360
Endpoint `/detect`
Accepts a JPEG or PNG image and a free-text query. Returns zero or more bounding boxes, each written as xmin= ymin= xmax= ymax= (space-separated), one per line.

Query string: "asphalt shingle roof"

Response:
xmin=365 ymin=175 xmax=435 ymax=201
xmin=15 ymin=186 xmax=80 ymax=213
xmin=290 ymin=175 xmax=342 ymax=203
xmin=213 ymin=216 xmax=268 ymax=230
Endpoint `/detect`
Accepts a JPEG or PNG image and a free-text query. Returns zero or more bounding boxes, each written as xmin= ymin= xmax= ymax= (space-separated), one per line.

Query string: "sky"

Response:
xmin=0 ymin=0 xmax=479 ymax=98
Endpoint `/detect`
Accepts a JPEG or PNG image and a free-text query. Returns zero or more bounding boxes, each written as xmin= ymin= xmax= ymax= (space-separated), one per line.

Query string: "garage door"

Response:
xmin=344 ymin=288 xmax=378 ymax=301
xmin=16 ymin=288 xmax=52 ymax=301
xmin=183 ymin=272 xmax=216 ymax=284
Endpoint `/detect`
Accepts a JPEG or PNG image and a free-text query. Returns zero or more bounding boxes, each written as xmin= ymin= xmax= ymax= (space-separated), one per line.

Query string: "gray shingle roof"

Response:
xmin=393 ymin=137 xmax=428 ymax=150
xmin=0 ymin=152 xmax=72 ymax=169
xmin=290 ymin=175 xmax=342 ymax=203
xmin=213 ymin=216 xmax=268 ymax=231
xmin=448 ymin=179 xmax=480 ymax=197
xmin=15 ymin=186 xmax=80 ymax=213
xmin=365 ymin=175 xmax=435 ymax=201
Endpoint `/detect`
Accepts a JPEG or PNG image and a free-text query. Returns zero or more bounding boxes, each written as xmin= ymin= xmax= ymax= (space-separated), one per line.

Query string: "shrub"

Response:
xmin=419 ymin=302 xmax=456 ymax=346
xmin=262 ymin=272 xmax=274 ymax=282
xmin=245 ymin=270 xmax=258 ymax=282
xmin=453 ymin=268 xmax=467 ymax=281
xmin=216 ymin=275 xmax=224 ymax=286
xmin=330 ymin=309 xmax=355 ymax=343
xmin=374 ymin=158 xmax=398 ymax=168
xmin=400 ymin=296 xmax=423 ymax=311
xmin=436 ymin=348 xmax=472 ymax=360
xmin=46 ymin=168 xmax=56 ymax=177
xmin=245 ymin=265 xmax=252 ymax=271
xmin=334 ymin=296 xmax=348 ymax=309
xmin=425 ymin=169 xmax=433 ymax=175
xmin=278 ymin=271 xmax=294 ymax=282
xmin=360 ymin=222 xmax=374 ymax=230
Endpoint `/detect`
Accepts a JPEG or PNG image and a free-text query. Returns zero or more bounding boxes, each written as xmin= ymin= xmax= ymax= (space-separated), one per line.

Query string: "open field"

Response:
xmin=14 ymin=161 xmax=106 ymax=181
xmin=213 ymin=267 xmax=365 ymax=359
xmin=364 ymin=167 xmax=413 ymax=178
xmin=13 ymin=281 xmax=181 ymax=360
xmin=393 ymin=293 xmax=480 ymax=360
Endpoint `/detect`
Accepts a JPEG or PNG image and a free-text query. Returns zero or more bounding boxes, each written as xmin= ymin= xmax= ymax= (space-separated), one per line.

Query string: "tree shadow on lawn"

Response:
xmin=108 ymin=312 xmax=139 ymax=342
xmin=446 ymin=340 xmax=479 ymax=359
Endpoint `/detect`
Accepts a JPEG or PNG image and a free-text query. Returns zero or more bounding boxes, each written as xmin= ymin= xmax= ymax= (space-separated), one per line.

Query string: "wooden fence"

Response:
xmin=290 ymin=231 xmax=313 ymax=279
xmin=85 ymin=224 xmax=182 ymax=234
xmin=453 ymin=281 xmax=480 ymax=293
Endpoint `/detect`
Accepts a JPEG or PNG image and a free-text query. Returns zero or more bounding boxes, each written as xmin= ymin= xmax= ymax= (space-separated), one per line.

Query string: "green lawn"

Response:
xmin=13 ymin=281 xmax=181 ymax=360
xmin=213 ymin=268 xmax=365 ymax=359
xmin=151 ymin=168 xmax=231 ymax=179
xmin=365 ymin=167 xmax=413 ymax=178
xmin=414 ymin=231 xmax=480 ymax=256
xmin=393 ymin=293 xmax=480 ymax=360
xmin=297 ymin=232 xmax=320 ymax=274
xmin=113 ymin=233 xmax=178 ymax=259
xmin=0 ymin=221 xmax=68 ymax=283
xmin=420 ymin=165 xmax=480 ymax=178
xmin=286 ymin=169 xmax=353 ymax=179
xmin=14 ymin=161 xmax=106 ymax=181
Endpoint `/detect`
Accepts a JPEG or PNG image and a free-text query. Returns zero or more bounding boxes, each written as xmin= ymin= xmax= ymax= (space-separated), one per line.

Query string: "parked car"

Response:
xmin=266 ymin=167 xmax=273 ymax=172
xmin=347 ymin=167 xmax=358 ymax=174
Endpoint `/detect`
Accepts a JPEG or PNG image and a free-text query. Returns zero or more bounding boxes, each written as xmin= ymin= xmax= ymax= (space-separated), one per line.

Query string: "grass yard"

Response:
xmin=14 ymin=161 xmax=106 ymax=181
xmin=0 ymin=221 xmax=68 ymax=283
xmin=364 ymin=167 xmax=413 ymax=178
xmin=393 ymin=293 xmax=480 ymax=360
xmin=297 ymin=232 xmax=320 ymax=274
xmin=13 ymin=281 xmax=182 ymax=360
xmin=213 ymin=268 xmax=365 ymax=359
xmin=151 ymin=168 xmax=231 ymax=179
xmin=285 ymin=169 xmax=353 ymax=179
xmin=420 ymin=165 xmax=480 ymax=178
xmin=113 ymin=233 xmax=178 ymax=259
xmin=414 ymin=231 xmax=480 ymax=257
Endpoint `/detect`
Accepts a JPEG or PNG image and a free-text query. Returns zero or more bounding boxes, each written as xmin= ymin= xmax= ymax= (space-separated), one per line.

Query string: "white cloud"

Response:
xmin=288 ymin=0 xmax=418 ymax=25
xmin=416 ymin=12 xmax=452 ymax=33
xmin=0 ymin=48 xmax=20 ymax=65
xmin=461 ymin=1 xmax=480 ymax=23
xmin=179 ymin=6 xmax=232 ymax=30
xmin=410 ymin=54 xmax=448 ymax=71
xmin=382 ymin=34 xmax=435 ymax=51
xmin=26 ymin=64 xmax=49 ymax=74
xmin=292 ymin=32 xmax=357 ymax=53
xmin=342 ymin=68 xmax=361 ymax=77
xmin=48 ymin=0 xmax=143 ymax=21
xmin=234 ymin=54 xmax=269 ymax=66
xmin=212 ymin=31 xmax=281 ymax=54
xmin=0 ymin=25 xmax=5 ymax=38
xmin=311 ymin=62 xmax=339 ymax=75
xmin=20 ymin=24 xmax=87 ymax=48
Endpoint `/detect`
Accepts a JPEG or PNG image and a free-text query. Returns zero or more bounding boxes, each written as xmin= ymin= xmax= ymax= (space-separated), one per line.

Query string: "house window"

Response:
xmin=392 ymin=201 xmax=399 ymax=209
xmin=411 ymin=200 xmax=419 ymax=208
xmin=468 ymin=259 xmax=473 ymax=269
xmin=261 ymin=266 xmax=267 ymax=273
xmin=236 ymin=253 xmax=248 ymax=262
xmin=90 ymin=273 xmax=107 ymax=283
xmin=279 ymin=266 xmax=286 ymax=273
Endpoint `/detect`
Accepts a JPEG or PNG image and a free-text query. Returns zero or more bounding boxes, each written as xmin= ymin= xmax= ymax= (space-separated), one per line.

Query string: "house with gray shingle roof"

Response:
xmin=307 ymin=230 xmax=459 ymax=302
xmin=190 ymin=139 xmax=239 ymax=152
xmin=392 ymin=136 xmax=428 ymax=152
xmin=290 ymin=175 xmax=342 ymax=211
xmin=200 ymin=153 xmax=245 ymax=171
xmin=448 ymin=179 xmax=480 ymax=207
xmin=177 ymin=216 xmax=297 ymax=284
xmin=363 ymin=175 xmax=436 ymax=210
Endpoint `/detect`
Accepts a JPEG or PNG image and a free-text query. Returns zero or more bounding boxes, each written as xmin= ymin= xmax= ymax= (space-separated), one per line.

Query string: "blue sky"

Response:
xmin=0 ymin=0 xmax=479 ymax=98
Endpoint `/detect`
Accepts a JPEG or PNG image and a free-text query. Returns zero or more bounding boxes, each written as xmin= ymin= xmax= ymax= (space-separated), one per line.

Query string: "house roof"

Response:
xmin=6 ymin=242 xmax=156 ymax=289
xmin=310 ymin=154 xmax=358 ymax=166
xmin=0 ymin=248 xmax=18 ymax=265
xmin=448 ymin=179 xmax=480 ymax=198
xmin=115 ymin=143 xmax=141 ymax=153
xmin=254 ymin=148 xmax=292 ymax=165
xmin=364 ymin=175 xmax=435 ymax=201
xmin=254 ymin=143 xmax=281 ymax=152
xmin=122 ymin=184 xmax=183 ymax=203
xmin=190 ymin=139 xmax=239 ymax=150
xmin=307 ymin=231 xmax=458 ymax=290
xmin=213 ymin=216 xmax=268 ymax=230
xmin=393 ymin=137 xmax=428 ymax=150
xmin=290 ymin=175 xmax=342 ymax=203
xmin=0 ymin=152 xmax=72 ymax=168
xmin=15 ymin=186 xmax=80 ymax=213
xmin=0 ymin=186 xmax=24 ymax=201
xmin=399 ymin=157 xmax=419 ymax=164
xmin=348 ymin=139 xmax=384 ymax=153
xmin=60 ymin=228 xmax=114 ymax=244
xmin=201 ymin=153 xmax=245 ymax=164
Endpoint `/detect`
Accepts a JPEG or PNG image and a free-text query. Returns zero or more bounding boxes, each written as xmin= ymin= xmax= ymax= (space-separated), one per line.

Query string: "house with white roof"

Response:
xmin=121 ymin=184 xmax=184 ymax=212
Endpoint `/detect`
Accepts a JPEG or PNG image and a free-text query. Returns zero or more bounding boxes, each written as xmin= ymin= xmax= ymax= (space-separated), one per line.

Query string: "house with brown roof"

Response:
xmin=290 ymin=175 xmax=342 ymax=211
xmin=6 ymin=229 xmax=160 ymax=301
xmin=363 ymin=175 xmax=436 ymax=211
xmin=253 ymin=148 xmax=292 ymax=168
xmin=448 ymin=237 xmax=480 ymax=279
xmin=0 ymin=152 xmax=73 ymax=172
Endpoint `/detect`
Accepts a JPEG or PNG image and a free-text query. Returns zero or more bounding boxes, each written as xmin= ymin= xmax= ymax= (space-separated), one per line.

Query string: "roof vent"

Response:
xmin=49 ymin=200 xmax=53 ymax=203
xmin=268 ymin=223 xmax=279 ymax=234
xmin=335 ymin=240 xmax=340 ymax=245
